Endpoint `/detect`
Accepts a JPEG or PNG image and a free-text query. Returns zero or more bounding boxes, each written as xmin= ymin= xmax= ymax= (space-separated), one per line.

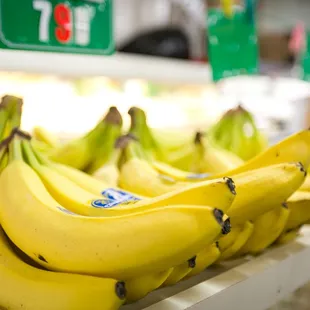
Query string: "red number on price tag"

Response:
xmin=54 ymin=4 xmax=72 ymax=43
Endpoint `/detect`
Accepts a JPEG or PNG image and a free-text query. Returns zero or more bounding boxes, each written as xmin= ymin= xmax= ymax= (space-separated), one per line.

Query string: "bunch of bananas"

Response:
xmin=209 ymin=105 xmax=268 ymax=161
xmin=0 ymin=95 xmax=310 ymax=310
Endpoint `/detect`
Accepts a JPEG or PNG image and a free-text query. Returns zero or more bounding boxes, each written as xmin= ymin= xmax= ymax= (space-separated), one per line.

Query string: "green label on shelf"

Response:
xmin=300 ymin=34 xmax=310 ymax=81
xmin=0 ymin=0 xmax=114 ymax=55
xmin=207 ymin=8 xmax=259 ymax=81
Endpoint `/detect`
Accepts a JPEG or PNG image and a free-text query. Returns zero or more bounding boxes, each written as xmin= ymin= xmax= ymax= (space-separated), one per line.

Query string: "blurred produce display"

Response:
xmin=0 ymin=94 xmax=310 ymax=309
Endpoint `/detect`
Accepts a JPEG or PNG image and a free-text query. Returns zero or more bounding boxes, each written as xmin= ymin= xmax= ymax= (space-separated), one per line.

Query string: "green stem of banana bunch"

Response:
xmin=9 ymin=134 xmax=23 ymax=162
xmin=0 ymin=106 xmax=9 ymax=141
xmin=4 ymin=95 xmax=23 ymax=129
xmin=21 ymin=139 xmax=42 ymax=170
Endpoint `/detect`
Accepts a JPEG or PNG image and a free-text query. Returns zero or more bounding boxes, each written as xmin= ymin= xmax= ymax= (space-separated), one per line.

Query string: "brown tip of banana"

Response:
xmin=194 ymin=131 xmax=204 ymax=144
xmin=282 ymin=202 xmax=288 ymax=209
xmin=115 ymin=281 xmax=127 ymax=300
xmin=223 ymin=177 xmax=236 ymax=195
xmin=297 ymin=162 xmax=307 ymax=176
xmin=215 ymin=241 xmax=220 ymax=249
xmin=222 ymin=217 xmax=231 ymax=235
xmin=115 ymin=134 xmax=138 ymax=149
xmin=104 ymin=106 xmax=123 ymax=126
xmin=213 ymin=209 xmax=231 ymax=235
xmin=188 ymin=256 xmax=197 ymax=268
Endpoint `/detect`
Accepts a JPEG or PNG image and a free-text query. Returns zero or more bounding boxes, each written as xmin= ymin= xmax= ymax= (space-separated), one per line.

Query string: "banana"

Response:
xmin=276 ymin=227 xmax=301 ymax=245
xmin=226 ymin=162 xmax=306 ymax=225
xmin=285 ymin=191 xmax=310 ymax=231
xmin=206 ymin=129 xmax=310 ymax=180
xmin=48 ymin=107 xmax=120 ymax=170
xmin=194 ymin=132 xmax=244 ymax=174
xmin=218 ymin=221 xmax=254 ymax=261
xmin=299 ymin=173 xmax=310 ymax=192
xmin=119 ymin=157 xmax=188 ymax=197
xmin=84 ymin=108 xmax=123 ymax=174
xmin=126 ymin=268 xmax=173 ymax=303
xmin=0 ymin=226 xmax=126 ymax=310
xmin=185 ymin=242 xmax=221 ymax=278
xmin=217 ymin=225 xmax=243 ymax=252
xmin=32 ymin=126 xmax=60 ymax=148
xmin=162 ymin=257 xmax=196 ymax=287
xmin=239 ymin=203 xmax=290 ymax=255
xmin=128 ymin=107 xmax=164 ymax=160
xmin=0 ymin=135 xmax=230 ymax=279
xmin=24 ymin=138 xmax=236 ymax=216
xmin=209 ymin=106 xmax=267 ymax=161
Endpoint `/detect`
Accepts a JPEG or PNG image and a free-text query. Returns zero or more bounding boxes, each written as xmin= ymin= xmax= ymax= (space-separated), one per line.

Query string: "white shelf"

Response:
xmin=0 ymin=50 xmax=212 ymax=84
xmin=123 ymin=226 xmax=310 ymax=310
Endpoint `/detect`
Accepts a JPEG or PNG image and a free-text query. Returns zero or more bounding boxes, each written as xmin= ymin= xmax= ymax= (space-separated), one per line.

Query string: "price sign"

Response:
xmin=0 ymin=0 xmax=114 ymax=55
xmin=207 ymin=8 xmax=259 ymax=81
xmin=299 ymin=33 xmax=310 ymax=82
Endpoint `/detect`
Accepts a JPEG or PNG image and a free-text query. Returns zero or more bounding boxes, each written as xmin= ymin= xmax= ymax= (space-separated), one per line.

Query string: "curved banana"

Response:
xmin=25 ymin=140 xmax=236 ymax=216
xmin=0 ymin=144 xmax=229 ymax=279
xmin=48 ymin=107 xmax=121 ymax=170
xmin=276 ymin=227 xmax=301 ymax=245
xmin=93 ymin=149 xmax=121 ymax=187
xmin=217 ymin=225 xmax=243 ymax=252
xmin=207 ymin=129 xmax=310 ymax=180
xmin=226 ymin=162 xmax=306 ymax=225
xmin=299 ymin=173 xmax=310 ymax=192
xmin=285 ymin=191 xmax=310 ymax=231
xmin=194 ymin=133 xmax=244 ymax=174
xmin=240 ymin=203 xmax=290 ymax=255
xmin=0 ymin=226 xmax=126 ymax=310
xmin=185 ymin=242 xmax=221 ymax=278
xmin=32 ymin=126 xmax=60 ymax=148
xmin=218 ymin=221 xmax=254 ymax=261
xmin=162 ymin=257 xmax=196 ymax=287
xmin=126 ymin=268 xmax=173 ymax=303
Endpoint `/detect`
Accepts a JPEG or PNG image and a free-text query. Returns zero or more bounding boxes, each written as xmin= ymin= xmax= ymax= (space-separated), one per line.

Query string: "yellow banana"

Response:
xmin=226 ymin=162 xmax=306 ymax=225
xmin=48 ymin=107 xmax=120 ymax=170
xmin=299 ymin=173 xmax=310 ymax=192
xmin=32 ymin=126 xmax=60 ymax=148
xmin=0 ymin=226 xmax=126 ymax=310
xmin=194 ymin=133 xmax=244 ymax=174
xmin=162 ymin=257 xmax=196 ymax=286
xmin=93 ymin=149 xmax=121 ymax=187
xmin=240 ymin=203 xmax=290 ymax=255
xmin=126 ymin=268 xmax=173 ymax=303
xmin=25 ymin=140 xmax=236 ymax=216
xmin=119 ymin=157 xmax=187 ymax=197
xmin=207 ymin=129 xmax=310 ymax=180
xmin=218 ymin=221 xmax=254 ymax=261
xmin=0 ymin=145 xmax=229 ymax=279
xmin=185 ymin=242 xmax=221 ymax=278
xmin=218 ymin=225 xmax=243 ymax=252
xmin=276 ymin=227 xmax=301 ymax=245
xmin=285 ymin=191 xmax=310 ymax=231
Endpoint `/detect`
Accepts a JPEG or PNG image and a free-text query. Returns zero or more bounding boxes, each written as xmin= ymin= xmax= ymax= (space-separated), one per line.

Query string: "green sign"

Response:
xmin=207 ymin=8 xmax=259 ymax=81
xmin=300 ymin=33 xmax=310 ymax=81
xmin=0 ymin=0 xmax=114 ymax=55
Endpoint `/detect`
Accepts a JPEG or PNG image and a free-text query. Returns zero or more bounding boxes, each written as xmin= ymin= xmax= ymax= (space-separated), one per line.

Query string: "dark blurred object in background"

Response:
xmin=118 ymin=27 xmax=190 ymax=60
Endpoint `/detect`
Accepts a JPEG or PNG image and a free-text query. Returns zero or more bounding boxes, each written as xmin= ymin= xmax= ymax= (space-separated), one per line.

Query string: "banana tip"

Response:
xmin=297 ymin=162 xmax=307 ymax=176
xmin=188 ymin=256 xmax=197 ymax=268
xmin=115 ymin=281 xmax=126 ymax=300
xmin=224 ymin=177 xmax=236 ymax=195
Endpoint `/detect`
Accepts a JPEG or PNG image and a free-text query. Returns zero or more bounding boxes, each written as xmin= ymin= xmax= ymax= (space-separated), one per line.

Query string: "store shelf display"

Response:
xmin=0 ymin=95 xmax=310 ymax=309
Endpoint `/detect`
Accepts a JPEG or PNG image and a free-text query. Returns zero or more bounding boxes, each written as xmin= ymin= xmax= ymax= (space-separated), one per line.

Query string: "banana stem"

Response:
xmin=0 ymin=107 xmax=9 ymax=141
xmin=21 ymin=140 xmax=41 ymax=170
xmin=9 ymin=135 xmax=23 ymax=162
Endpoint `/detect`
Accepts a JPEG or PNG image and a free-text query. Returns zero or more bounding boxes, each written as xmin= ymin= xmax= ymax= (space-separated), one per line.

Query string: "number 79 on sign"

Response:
xmin=33 ymin=0 xmax=95 ymax=46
